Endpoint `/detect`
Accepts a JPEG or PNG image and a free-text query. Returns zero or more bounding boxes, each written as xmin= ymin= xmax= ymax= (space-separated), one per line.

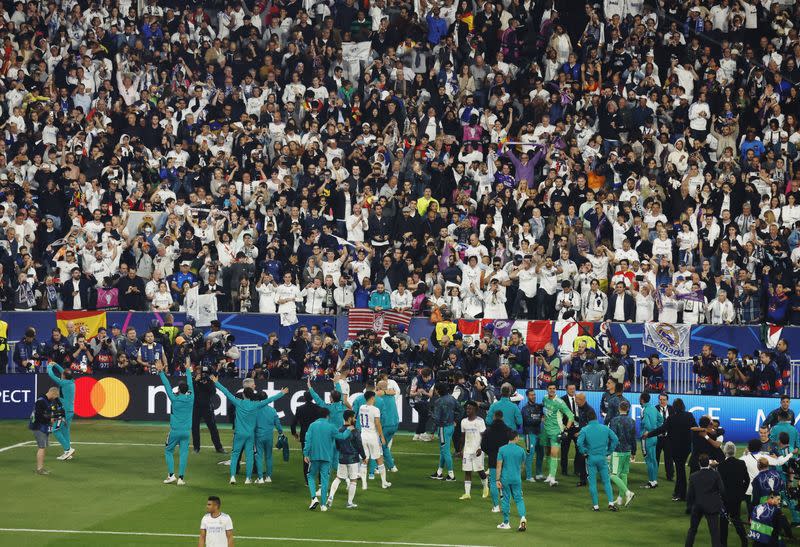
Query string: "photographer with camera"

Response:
xmin=535 ymin=343 xmax=561 ymax=389
xmin=89 ymin=328 xmax=118 ymax=372
xmin=410 ymin=367 xmax=435 ymax=442
xmin=693 ymin=344 xmax=721 ymax=395
xmin=192 ymin=359 xmax=226 ymax=455
xmin=29 ymin=386 xmax=65 ymax=475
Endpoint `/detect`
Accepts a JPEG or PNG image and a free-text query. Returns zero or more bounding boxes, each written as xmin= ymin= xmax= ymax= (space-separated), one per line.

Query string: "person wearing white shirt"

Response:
xmin=275 ymin=273 xmax=302 ymax=326
xmin=390 ymin=285 xmax=413 ymax=310
xmin=334 ymin=277 xmax=355 ymax=311
xmin=461 ymin=283 xmax=484 ymax=319
xmin=583 ymin=279 xmax=608 ymax=321
xmin=321 ymin=250 xmax=347 ymax=286
xmin=680 ymin=284 xmax=707 ymax=325
xmin=555 ymin=281 xmax=582 ymax=320
xmin=255 ymin=274 xmax=278 ymax=314
xmin=707 ymin=290 xmax=735 ymax=324
xmin=301 ymin=278 xmax=327 ymax=315
xmin=199 ymin=496 xmax=233 ymax=547
xmin=482 ymin=279 xmax=507 ymax=319
xmin=659 ymin=285 xmax=682 ymax=324
xmin=632 ymin=283 xmax=655 ymax=322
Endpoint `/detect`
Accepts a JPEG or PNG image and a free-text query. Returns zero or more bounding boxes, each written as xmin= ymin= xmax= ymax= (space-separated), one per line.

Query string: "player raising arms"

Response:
xmin=327 ymin=409 xmax=366 ymax=509
xmin=358 ymin=390 xmax=392 ymax=489
xmin=157 ymin=362 xmax=193 ymax=485
xmin=46 ymin=363 xmax=76 ymax=461
xmin=456 ymin=401 xmax=489 ymax=500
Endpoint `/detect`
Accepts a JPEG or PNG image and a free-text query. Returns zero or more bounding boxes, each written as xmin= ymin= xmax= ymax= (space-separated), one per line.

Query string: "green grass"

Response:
xmin=0 ymin=420 xmax=716 ymax=546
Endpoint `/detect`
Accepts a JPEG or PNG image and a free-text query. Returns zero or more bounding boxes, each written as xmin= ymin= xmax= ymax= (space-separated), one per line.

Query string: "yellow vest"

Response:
xmin=573 ymin=334 xmax=596 ymax=351
xmin=435 ymin=321 xmax=457 ymax=342
xmin=0 ymin=320 xmax=7 ymax=351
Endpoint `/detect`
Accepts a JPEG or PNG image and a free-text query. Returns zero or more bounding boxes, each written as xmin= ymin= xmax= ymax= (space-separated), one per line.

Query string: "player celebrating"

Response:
xmin=358 ymin=390 xmax=392 ymax=489
xmin=304 ymin=407 xmax=354 ymax=511
xmin=213 ymin=375 xmax=287 ymax=484
xmin=46 ymin=363 xmax=76 ymax=461
xmin=327 ymin=409 xmax=365 ymax=509
xmin=377 ymin=379 xmax=400 ymax=472
xmin=199 ymin=496 xmax=234 ymax=547
xmin=157 ymin=362 xmax=193 ymax=485
xmin=496 ymin=430 xmax=527 ymax=532
xmin=255 ymin=392 xmax=284 ymax=484
xmin=542 ymin=382 xmax=574 ymax=486
xmin=456 ymin=401 xmax=489 ymax=500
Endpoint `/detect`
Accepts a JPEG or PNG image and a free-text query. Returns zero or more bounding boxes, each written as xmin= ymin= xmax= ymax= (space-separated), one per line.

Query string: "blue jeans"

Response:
xmin=501 ymin=482 xmax=526 ymax=523
xmin=586 ymin=454 xmax=613 ymax=506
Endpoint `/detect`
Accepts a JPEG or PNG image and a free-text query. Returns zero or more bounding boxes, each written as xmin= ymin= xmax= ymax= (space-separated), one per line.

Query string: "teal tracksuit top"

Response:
xmin=215 ymin=382 xmax=285 ymax=436
xmin=310 ymin=386 xmax=346 ymax=428
xmin=487 ymin=397 xmax=523 ymax=430
xmin=255 ymin=404 xmax=283 ymax=439
xmin=159 ymin=371 xmax=194 ymax=431
xmin=640 ymin=403 xmax=663 ymax=435
xmin=577 ymin=419 xmax=619 ymax=457
xmin=47 ymin=364 xmax=75 ymax=413
xmin=379 ymin=394 xmax=399 ymax=428
xmin=303 ymin=418 xmax=353 ymax=462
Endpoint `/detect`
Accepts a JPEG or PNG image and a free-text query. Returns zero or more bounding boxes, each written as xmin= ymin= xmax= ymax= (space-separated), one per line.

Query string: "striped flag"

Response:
xmin=347 ymin=309 xmax=412 ymax=339
xmin=56 ymin=311 xmax=106 ymax=340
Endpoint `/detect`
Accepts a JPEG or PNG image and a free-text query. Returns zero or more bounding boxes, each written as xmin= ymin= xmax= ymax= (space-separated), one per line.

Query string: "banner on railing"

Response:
xmin=643 ymin=322 xmax=691 ymax=358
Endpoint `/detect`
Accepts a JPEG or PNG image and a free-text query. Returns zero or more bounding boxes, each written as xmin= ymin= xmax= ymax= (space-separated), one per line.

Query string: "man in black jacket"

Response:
xmin=604 ymin=282 xmax=635 ymax=322
xmin=60 ymin=267 xmax=93 ymax=310
xmin=561 ymin=386 xmax=589 ymax=486
xmin=717 ymin=442 xmax=749 ymax=547
xmin=656 ymin=393 xmax=674 ymax=481
xmin=292 ymin=390 xmax=323 ymax=484
xmin=643 ymin=398 xmax=696 ymax=501
xmin=191 ymin=366 xmax=225 ymax=454
xmin=685 ymin=453 xmax=725 ymax=547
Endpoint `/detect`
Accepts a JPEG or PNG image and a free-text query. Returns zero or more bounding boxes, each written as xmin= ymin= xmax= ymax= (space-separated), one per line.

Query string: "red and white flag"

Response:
xmin=347 ymin=309 xmax=412 ymax=339
xmin=510 ymin=320 xmax=553 ymax=352
xmin=555 ymin=320 xmax=595 ymax=355
xmin=766 ymin=325 xmax=783 ymax=349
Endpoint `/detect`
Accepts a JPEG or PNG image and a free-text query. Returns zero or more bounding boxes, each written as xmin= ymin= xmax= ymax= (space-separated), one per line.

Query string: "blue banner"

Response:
xmin=0 ymin=374 xmax=37 ymax=418
xmin=521 ymin=389 xmax=792 ymax=443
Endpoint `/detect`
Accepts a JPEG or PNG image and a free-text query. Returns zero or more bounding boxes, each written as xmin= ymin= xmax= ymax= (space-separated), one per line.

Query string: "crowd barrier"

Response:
xmin=1 ymin=374 xmax=796 ymax=443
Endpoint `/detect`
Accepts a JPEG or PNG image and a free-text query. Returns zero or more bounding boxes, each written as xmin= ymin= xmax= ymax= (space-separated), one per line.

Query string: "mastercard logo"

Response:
xmin=74 ymin=377 xmax=130 ymax=418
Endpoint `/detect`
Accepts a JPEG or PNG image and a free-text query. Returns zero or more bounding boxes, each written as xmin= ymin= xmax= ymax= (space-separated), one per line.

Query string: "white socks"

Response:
xmin=465 ymin=481 xmax=472 ymax=495
xmin=377 ymin=464 xmax=387 ymax=486
xmin=481 ymin=478 xmax=488 ymax=488
xmin=437 ymin=467 xmax=443 ymax=475
xmin=329 ymin=478 xmax=341 ymax=500
xmin=347 ymin=481 xmax=357 ymax=504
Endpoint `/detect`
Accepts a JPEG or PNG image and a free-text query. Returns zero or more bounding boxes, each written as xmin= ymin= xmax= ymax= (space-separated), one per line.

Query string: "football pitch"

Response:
xmin=0 ymin=420 xmax=714 ymax=546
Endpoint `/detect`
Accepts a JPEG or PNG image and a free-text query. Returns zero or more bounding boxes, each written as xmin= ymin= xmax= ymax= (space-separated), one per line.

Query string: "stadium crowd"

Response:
xmin=0 ymin=0 xmax=792 ymax=329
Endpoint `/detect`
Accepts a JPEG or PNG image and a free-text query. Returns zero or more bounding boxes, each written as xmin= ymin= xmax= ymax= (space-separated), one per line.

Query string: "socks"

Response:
xmin=377 ymin=464 xmax=387 ymax=485
xmin=481 ymin=477 xmax=488 ymax=488
xmin=347 ymin=481 xmax=357 ymax=504
xmin=329 ymin=477 xmax=341 ymax=500
xmin=437 ymin=467 xmax=443 ymax=475
xmin=549 ymin=457 xmax=558 ymax=477
xmin=465 ymin=481 xmax=472 ymax=495
xmin=360 ymin=465 xmax=367 ymax=487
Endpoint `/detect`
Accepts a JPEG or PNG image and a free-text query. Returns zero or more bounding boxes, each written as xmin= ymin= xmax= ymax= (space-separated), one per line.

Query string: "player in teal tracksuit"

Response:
xmin=158 ymin=363 xmax=194 ymax=485
xmin=496 ymin=430 xmax=527 ymax=531
xmin=639 ymin=392 xmax=663 ymax=488
xmin=255 ymin=393 xmax=283 ymax=483
xmin=303 ymin=409 xmax=354 ymax=511
xmin=577 ymin=408 xmax=619 ymax=511
xmin=377 ymin=381 xmax=399 ymax=471
xmin=309 ymin=380 xmax=350 ymax=471
xmin=430 ymin=383 xmax=459 ymax=480
xmin=486 ymin=385 xmax=523 ymax=431
xmin=47 ymin=363 xmax=75 ymax=460
xmin=213 ymin=376 xmax=287 ymax=484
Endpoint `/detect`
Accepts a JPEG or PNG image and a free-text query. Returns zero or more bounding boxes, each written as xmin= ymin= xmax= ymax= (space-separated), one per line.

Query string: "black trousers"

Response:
xmin=513 ymin=292 xmax=537 ymax=319
xmin=561 ymin=433 xmax=586 ymax=480
xmin=720 ymin=499 xmax=748 ymax=547
xmin=415 ymin=401 xmax=430 ymax=435
xmin=685 ymin=507 xmax=721 ymax=547
xmin=657 ymin=436 xmax=674 ymax=480
xmin=301 ymin=440 xmax=309 ymax=484
xmin=673 ymin=451 xmax=689 ymax=500
xmin=192 ymin=403 xmax=223 ymax=451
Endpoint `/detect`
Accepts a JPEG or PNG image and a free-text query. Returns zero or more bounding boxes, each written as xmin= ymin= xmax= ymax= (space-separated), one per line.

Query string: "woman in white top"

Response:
xmin=255 ymin=273 xmax=277 ymax=313
xmin=781 ymin=193 xmax=800 ymax=228
xmin=651 ymin=226 xmax=674 ymax=259
xmin=482 ymin=281 xmax=507 ymax=319
xmin=631 ymin=283 xmax=655 ymax=323
xmin=761 ymin=196 xmax=782 ymax=224
xmin=666 ymin=139 xmax=689 ymax=174
xmin=390 ymin=284 xmax=413 ymax=310
xmin=152 ymin=282 xmax=173 ymax=311
xmin=346 ymin=204 xmax=367 ymax=243
xmin=676 ymin=221 xmax=698 ymax=265
xmin=461 ymin=283 xmax=484 ymax=319
xmin=446 ymin=286 xmax=463 ymax=319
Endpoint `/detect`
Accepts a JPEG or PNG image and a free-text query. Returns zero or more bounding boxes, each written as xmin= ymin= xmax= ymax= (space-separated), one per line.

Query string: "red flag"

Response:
xmin=457 ymin=319 xmax=481 ymax=336
xmin=525 ymin=320 xmax=552 ymax=352
xmin=347 ymin=309 xmax=412 ymax=339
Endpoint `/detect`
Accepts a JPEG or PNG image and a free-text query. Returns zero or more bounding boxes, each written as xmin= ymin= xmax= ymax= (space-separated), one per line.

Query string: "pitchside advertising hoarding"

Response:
xmin=1 ymin=374 xmax=797 ymax=442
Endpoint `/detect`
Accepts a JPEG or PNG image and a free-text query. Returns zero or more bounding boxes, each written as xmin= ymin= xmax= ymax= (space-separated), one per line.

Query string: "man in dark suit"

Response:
xmin=717 ymin=442 xmax=749 ymax=547
xmin=643 ymin=398 xmax=696 ymax=501
xmin=60 ymin=267 xmax=93 ymax=310
xmin=561 ymin=385 xmax=588 ymax=486
xmin=703 ymin=272 xmax=732 ymax=303
xmin=291 ymin=391 xmax=323 ymax=485
xmin=604 ymin=282 xmax=635 ymax=322
xmin=685 ymin=453 xmax=724 ymax=547
xmin=656 ymin=393 xmax=674 ymax=481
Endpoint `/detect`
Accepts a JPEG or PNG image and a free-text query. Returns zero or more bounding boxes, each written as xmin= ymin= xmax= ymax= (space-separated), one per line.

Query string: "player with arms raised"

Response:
xmin=457 ymin=401 xmax=489 ymax=500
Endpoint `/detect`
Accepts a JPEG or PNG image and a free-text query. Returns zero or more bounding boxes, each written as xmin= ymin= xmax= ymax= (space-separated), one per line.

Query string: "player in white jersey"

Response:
xmin=457 ymin=401 xmax=489 ymax=500
xmin=357 ymin=390 xmax=391 ymax=488
xmin=199 ymin=496 xmax=233 ymax=547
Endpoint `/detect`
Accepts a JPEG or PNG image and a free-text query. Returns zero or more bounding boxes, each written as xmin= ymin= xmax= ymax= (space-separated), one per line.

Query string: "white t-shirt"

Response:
xmin=358 ymin=404 xmax=381 ymax=439
xmin=460 ymin=416 xmax=486 ymax=454
xmin=200 ymin=512 xmax=233 ymax=547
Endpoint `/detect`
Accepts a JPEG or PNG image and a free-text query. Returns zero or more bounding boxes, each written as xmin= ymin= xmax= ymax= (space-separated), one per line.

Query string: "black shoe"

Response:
xmin=444 ymin=476 xmax=456 ymax=482
xmin=592 ymin=506 xmax=599 ymax=512
xmin=608 ymin=504 xmax=618 ymax=512
xmin=576 ymin=481 xmax=587 ymax=487
xmin=193 ymin=448 xmax=200 ymax=454
xmin=216 ymin=448 xmax=227 ymax=454
xmin=643 ymin=482 xmax=658 ymax=489
xmin=429 ymin=473 xmax=443 ymax=480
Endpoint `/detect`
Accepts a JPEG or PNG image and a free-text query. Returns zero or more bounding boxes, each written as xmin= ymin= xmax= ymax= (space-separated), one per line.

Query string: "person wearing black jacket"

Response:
xmin=717 ymin=442 xmax=749 ymax=547
xmin=560 ymin=385 xmax=588 ymax=486
xmin=655 ymin=393 xmax=674 ymax=482
xmin=30 ymin=386 xmax=64 ymax=475
xmin=685 ymin=453 xmax=725 ymax=547
xmin=644 ymin=398 xmax=696 ymax=501
xmin=292 ymin=390 xmax=323 ymax=484
xmin=481 ymin=409 xmax=511 ymax=514
xmin=191 ymin=367 xmax=225 ymax=454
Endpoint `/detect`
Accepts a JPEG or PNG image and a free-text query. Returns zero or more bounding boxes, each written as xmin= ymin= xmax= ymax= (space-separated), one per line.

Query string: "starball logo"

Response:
xmin=74 ymin=377 xmax=130 ymax=418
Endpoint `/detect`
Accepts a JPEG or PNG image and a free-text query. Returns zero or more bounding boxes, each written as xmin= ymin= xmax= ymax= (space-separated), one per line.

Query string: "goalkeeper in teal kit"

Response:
xmin=213 ymin=374 xmax=288 ymax=484
xmin=157 ymin=362 xmax=194 ymax=485
xmin=47 ymin=363 xmax=76 ymax=461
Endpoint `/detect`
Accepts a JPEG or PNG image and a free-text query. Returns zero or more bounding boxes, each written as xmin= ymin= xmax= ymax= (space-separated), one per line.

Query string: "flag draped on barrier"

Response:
xmin=348 ymin=309 xmax=412 ymax=338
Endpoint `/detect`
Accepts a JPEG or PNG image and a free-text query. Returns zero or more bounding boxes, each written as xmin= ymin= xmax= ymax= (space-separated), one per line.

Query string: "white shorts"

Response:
xmin=337 ymin=463 xmax=360 ymax=480
xmin=362 ymin=436 xmax=383 ymax=460
xmin=462 ymin=453 xmax=485 ymax=472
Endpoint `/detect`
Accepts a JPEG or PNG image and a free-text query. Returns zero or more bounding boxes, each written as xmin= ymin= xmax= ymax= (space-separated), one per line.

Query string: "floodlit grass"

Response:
xmin=0 ymin=420 xmax=718 ymax=546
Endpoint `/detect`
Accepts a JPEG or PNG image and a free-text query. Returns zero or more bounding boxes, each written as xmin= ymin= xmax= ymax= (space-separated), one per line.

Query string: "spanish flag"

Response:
xmin=459 ymin=12 xmax=474 ymax=31
xmin=56 ymin=311 xmax=107 ymax=340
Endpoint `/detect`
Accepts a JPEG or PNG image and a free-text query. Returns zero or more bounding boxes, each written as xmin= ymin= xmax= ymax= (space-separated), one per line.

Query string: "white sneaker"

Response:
xmin=346 ymin=503 xmax=358 ymax=509
xmin=526 ymin=477 xmax=536 ymax=482
xmin=218 ymin=460 xmax=231 ymax=466
xmin=497 ymin=522 xmax=511 ymax=529
xmin=320 ymin=505 xmax=328 ymax=512
xmin=614 ymin=496 xmax=622 ymax=506
xmin=548 ymin=479 xmax=559 ymax=487
xmin=309 ymin=498 xmax=319 ymax=510
xmin=229 ymin=476 xmax=236 ymax=484
xmin=412 ymin=434 xmax=420 ymax=441
xmin=326 ymin=498 xmax=334 ymax=507
xmin=368 ymin=474 xmax=375 ymax=480
xmin=244 ymin=478 xmax=252 ymax=485
xmin=390 ymin=466 xmax=398 ymax=472
xmin=58 ymin=448 xmax=75 ymax=461
xmin=163 ymin=475 xmax=177 ymax=484
xmin=382 ymin=482 xmax=392 ymax=489
xmin=535 ymin=475 xmax=545 ymax=481
xmin=625 ymin=490 xmax=636 ymax=506
xmin=177 ymin=478 xmax=185 ymax=486
xmin=56 ymin=453 xmax=68 ymax=461
xmin=491 ymin=505 xmax=501 ymax=513
xmin=255 ymin=478 xmax=265 ymax=485
xmin=265 ymin=477 xmax=272 ymax=483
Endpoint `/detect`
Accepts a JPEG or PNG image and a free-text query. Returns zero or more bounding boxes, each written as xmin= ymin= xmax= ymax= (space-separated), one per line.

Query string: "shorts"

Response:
xmin=34 ymin=430 xmax=49 ymax=448
xmin=610 ymin=452 xmax=631 ymax=477
xmin=337 ymin=463 xmax=360 ymax=480
xmin=362 ymin=436 xmax=383 ymax=460
xmin=539 ymin=431 xmax=561 ymax=447
xmin=462 ymin=453 xmax=485 ymax=472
